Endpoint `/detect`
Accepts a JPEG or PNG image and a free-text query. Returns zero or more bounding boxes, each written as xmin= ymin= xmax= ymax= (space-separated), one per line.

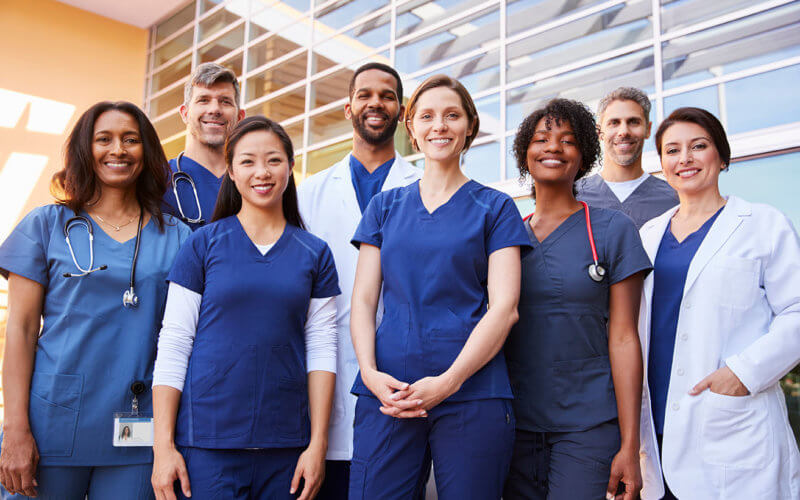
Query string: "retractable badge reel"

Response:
xmin=113 ymin=381 xmax=154 ymax=447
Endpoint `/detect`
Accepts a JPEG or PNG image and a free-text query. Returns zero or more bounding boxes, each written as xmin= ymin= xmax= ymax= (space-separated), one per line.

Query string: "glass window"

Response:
xmin=250 ymin=3 xmax=310 ymax=41
xmin=661 ymin=5 xmax=800 ymax=89
xmin=199 ymin=6 xmax=244 ymax=43
xmin=725 ymin=65 xmax=800 ymax=135
xmin=293 ymin=154 xmax=305 ymax=183
xmin=161 ymin=133 xmax=187 ymax=161
xmin=246 ymin=52 xmax=308 ymax=103
xmin=314 ymin=0 xmax=389 ymax=31
xmin=313 ymin=17 xmax=390 ymax=68
xmin=396 ymin=0 xmax=486 ymax=38
xmin=307 ymin=140 xmax=351 ymax=176
xmin=246 ymin=86 xmax=306 ymax=123
xmin=462 ymin=141 xmax=501 ymax=185
xmin=154 ymin=29 xmax=194 ymax=69
xmin=248 ymin=36 xmax=304 ymax=71
xmin=283 ymin=120 xmax=305 ymax=152
xmin=152 ymin=54 xmax=192 ymax=93
xmin=395 ymin=7 xmax=500 ymax=75
xmin=153 ymin=112 xmax=185 ymax=141
xmin=155 ymin=3 xmax=195 ymax=44
xmin=661 ymin=0 xmax=751 ymax=34
xmin=150 ymin=85 xmax=185 ymax=118
xmin=198 ymin=24 xmax=245 ymax=64
xmin=407 ymin=49 xmax=500 ymax=98
xmin=309 ymin=52 xmax=391 ymax=109
xmin=506 ymin=139 xmax=521 ymax=180
xmin=663 ymin=86 xmax=719 ymax=119
xmin=475 ymin=93 xmax=501 ymax=139
xmin=279 ymin=0 xmax=311 ymax=13
xmin=309 ymin=107 xmax=351 ymax=144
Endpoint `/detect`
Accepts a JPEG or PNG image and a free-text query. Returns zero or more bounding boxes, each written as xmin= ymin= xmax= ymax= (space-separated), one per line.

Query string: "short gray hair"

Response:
xmin=183 ymin=62 xmax=241 ymax=108
xmin=597 ymin=87 xmax=651 ymax=123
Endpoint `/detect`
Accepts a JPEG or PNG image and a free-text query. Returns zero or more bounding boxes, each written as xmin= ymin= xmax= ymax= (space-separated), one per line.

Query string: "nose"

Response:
xmin=544 ymin=137 xmax=562 ymax=153
xmin=112 ymin=138 xmax=126 ymax=156
xmin=208 ymin=98 xmax=222 ymax=114
xmin=618 ymin=121 xmax=630 ymax=136
xmin=678 ymin=147 xmax=692 ymax=165
xmin=432 ymin=114 xmax=448 ymax=132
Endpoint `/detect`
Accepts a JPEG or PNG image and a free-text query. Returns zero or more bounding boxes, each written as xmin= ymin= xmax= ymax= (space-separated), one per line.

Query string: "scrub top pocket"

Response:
xmin=28 ymin=372 xmax=82 ymax=457
xmin=700 ymin=391 xmax=774 ymax=469
xmin=550 ymin=356 xmax=617 ymax=429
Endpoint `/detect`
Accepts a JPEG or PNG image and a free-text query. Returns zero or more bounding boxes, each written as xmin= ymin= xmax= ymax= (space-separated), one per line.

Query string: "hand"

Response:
xmin=361 ymin=369 xmax=424 ymax=417
xmin=689 ymin=366 xmax=750 ymax=397
xmin=382 ymin=375 xmax=459 ymax=418
xmin=152 ymin=444 xmax=191 ymax=500
xmin=0 ymin=427 xmax=39 ymax=497
xmin=291 ymin=443 xmax=326 ymax=500
xmin=606 ymin=447 xmax=642 ymax=500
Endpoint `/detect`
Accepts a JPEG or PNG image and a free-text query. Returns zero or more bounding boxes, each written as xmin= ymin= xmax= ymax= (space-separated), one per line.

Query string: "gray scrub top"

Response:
xmin=505 ymin=206 xmax=652 ymax=432
xmin=576 ymin=174 xmax=679 ymax=229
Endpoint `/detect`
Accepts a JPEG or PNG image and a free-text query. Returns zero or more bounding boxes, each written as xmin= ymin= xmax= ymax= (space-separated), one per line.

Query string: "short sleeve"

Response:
xmin=312 ymin=243 xmax=341 ymax=298
xmin=487 ymin=195 xmax=532 ymax=257
xmin=606 ymin=211 xmax=652 ymax=284
xmin=0 ymin=207 xmax=52 ymax=286
xmin=166 ymin=230 xmax=207 ymax=294
xmin=351 ymin=193 xmax=384 ymax=249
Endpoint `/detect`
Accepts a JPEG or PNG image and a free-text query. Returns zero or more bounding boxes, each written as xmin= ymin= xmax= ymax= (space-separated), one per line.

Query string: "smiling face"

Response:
xmin=407 ymin=86 xmax=474 ymax=164
xmin=345 ymin=69 xmax=403 ymax=146
xmin=91 ymin=109 xmax=144 ymax=191
xmin=599 ymin=99 xmax=651 ymax=168
xmin=229 ymin=129 xmax=290 ymax=212
xmin=526 ymin=116 xmax=582 ymax=190
xmin=660 ymin=121 xmax=723 ymax=197
xmin=181 ymin=81 xmax=245 ymax=149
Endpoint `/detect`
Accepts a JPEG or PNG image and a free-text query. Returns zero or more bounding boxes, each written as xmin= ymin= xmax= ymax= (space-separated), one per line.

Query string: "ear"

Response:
xmin=645 ymin=120 xmax=653 ymax=139
xmin=237 ymin=108 xmax=246 ymax=122
xmin=179 ymin=104 xmax=189 ymax=124
xmin=398 ymin=104 xmax=406 ymax=122
xmin=344 ymin=102 xmax=352 ymax=120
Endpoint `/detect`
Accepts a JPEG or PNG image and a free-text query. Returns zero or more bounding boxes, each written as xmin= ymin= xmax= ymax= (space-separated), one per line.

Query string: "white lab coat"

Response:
xmin=637 ymin=196 xmax=800 ymax=499
xmin=297 ymin=152 xmax=421 ymax=460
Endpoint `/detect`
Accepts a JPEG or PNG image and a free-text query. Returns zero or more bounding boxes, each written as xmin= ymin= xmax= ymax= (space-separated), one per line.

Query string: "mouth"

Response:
xmin=362 ymin=112 xmax=388 ymax=127
xmin=538 ymin=158 xmax=565 ymax=167
xmin=104 ymin=161 xmax=131 ymax=171
xmin=676 ymin=169 xmax=700 ymax=178
xmin=614 ymin=140 xmax=636 ymax=152
xmin=251 ymin=183 xmax=275 ymax=194
xmin=428 ymin=138 xmax=452 ymax=146
xmin=201 ymin=119 xmax=226 ymax=130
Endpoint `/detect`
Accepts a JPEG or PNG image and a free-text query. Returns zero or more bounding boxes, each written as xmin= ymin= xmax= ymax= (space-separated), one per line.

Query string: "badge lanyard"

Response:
xmin=113 ymin=381 xmax=153 ymax=447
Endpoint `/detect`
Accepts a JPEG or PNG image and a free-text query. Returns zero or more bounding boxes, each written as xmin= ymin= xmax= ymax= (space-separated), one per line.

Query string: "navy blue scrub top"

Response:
xmin=649 ymin=207 xmax=723 ymax=435
xmin=0 ymin=205 xmax=190 ymax=465
xmin=350 ymin=180 xmax=531 ymax=401
xmin=350 ymin=155 xmax=394 ymax=214
xmin=167 ymin=217 xmax=340 ymax=449
xmin=505 ymin=206 xmax=652 ymax=432
xmin=163 ymin=155 xmax=223 ymax=231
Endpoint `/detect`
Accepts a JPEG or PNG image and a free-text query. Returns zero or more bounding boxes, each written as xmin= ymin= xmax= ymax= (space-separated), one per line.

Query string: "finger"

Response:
xmin=388 ymin=389 xmax=413 ymax=401
xmin=388 ymin=398 xmax=424 ymax=410
xmin=390 ymin=408 xmax=427 ymax=419
xmin=606 ymin=474 xmax=621 ymax=500
xmin=384 ymin=375 xmax=409 ymax=392
xmin=9 ymin=470 xmax=22 ymax=496
xmin=379 ymin=405 xmax=402 ymax=417
xmin=689 ymin=376 xmax=711 ymax=395
xmin=0 ymin=469 xmax=8 ymax=493
xmin=296 ymin=472 xmax=312 ymax=500
xmin=290 ymin=462 xmax=304 ymax=495
xmin=21 ymin=472 xmax=37 ymax=497
xmin=178 ymin=464 xmax=192 ymax=498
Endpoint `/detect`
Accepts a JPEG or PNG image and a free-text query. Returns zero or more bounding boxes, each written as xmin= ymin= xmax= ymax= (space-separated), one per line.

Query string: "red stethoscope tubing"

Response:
xmin=523 ymin=201 xmax=603 ymax=273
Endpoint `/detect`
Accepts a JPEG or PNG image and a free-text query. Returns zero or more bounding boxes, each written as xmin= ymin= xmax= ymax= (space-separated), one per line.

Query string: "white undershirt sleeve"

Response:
xmin=305 ymin=296 xmax=338 ymax=373
xmin=153 ymin=282 xmax=201 ymax=391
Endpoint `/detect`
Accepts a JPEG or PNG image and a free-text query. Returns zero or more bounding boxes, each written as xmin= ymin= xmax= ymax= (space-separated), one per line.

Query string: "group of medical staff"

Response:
xmin=0 ymin=60 xmax=798 ymax=500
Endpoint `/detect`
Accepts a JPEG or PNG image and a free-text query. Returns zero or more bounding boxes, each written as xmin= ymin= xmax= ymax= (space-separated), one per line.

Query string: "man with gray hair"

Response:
xmin=163 ymin=62 xmax=245 ymax=230
xmin=576 ymin=87 xmax=678 ymax=228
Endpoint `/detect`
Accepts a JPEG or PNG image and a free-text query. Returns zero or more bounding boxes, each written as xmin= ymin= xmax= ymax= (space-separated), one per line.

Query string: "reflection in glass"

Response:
xmin=154 ymin=30 xmax=194 ymax=68
xmin=475 ymin=93 xmax=501 ymax=139
xmin=199 ymin=5 xmax=244 ymax=43
xmin=506 ymin=0 xmax=635 ymax=38
xmin=156 ymin=4 xmax=194 ymax=44
xmin=660 ymin=0 xmax=751 ymax=34
xmin=407 ymin=50 xmax=500 ymax=98
xmin=198 ymin=25 xmax=245 ymax=65
xmin=315 ymin=0 xmax=389 ymax=31
xmin=725 ymin=65 xmax=800 ymax=135
xmin=463 ymin=141 xmax=501 ymax=185
xmin=310 ymin=107 xmax=351 ymax=144
xmin=246 ymin=52 xmax=308 ymax=102
xmin=249 ymin=37 xmax=304 ymax=71
xmin=150 ymin=86 xmax=185 ymax=118
xmin=246 ymin=87 xmax=306 ymax=123
xmin=153 ymin=112 xmax=186 ymax=141
xmin=309 ymin=52 xmax=391 ymax=109
xmin=313 ymin=18 xmax=390 ymax=68
xmin=307 ymin=140 xmax=351 ymax=176
xmin=283 ymin=120 xmax=304 ymax=152
xmin=663 ymin=86 xmax=718 ymax=119
xmin=152 ymin=54 xmax=192 ymax=93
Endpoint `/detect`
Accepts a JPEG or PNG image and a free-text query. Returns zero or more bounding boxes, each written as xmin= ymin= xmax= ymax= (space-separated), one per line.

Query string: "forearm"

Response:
xmin=350 ymin=296 xmax=378 ymax=374
xmin=152 ymin=385 xmax=182 ymax=449
xmin=307 ymin=370 xmax=335 ymax=450
xmin=1 ymin=328 xmax=37 ymax=432
xmin=609 ymin=333 xmax=643 ymax=451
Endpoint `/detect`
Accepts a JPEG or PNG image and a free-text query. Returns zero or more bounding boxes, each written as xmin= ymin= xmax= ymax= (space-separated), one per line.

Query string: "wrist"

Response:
xmin=618 ymin=441 xmax=639 ymax=455
xmin=1 ymin=420 xmax=32 ymax=435
xmin=439 ymin=370 xmax=463 ymax=395
xmin=153 ymin=439 xmax=177 ymax=452
xmin=307 ymin=437 xmax=328 ymax=454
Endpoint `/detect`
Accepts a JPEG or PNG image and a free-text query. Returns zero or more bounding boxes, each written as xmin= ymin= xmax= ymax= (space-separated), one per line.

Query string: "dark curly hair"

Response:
xmin=513 ymin=98 xmax=601 ymax=198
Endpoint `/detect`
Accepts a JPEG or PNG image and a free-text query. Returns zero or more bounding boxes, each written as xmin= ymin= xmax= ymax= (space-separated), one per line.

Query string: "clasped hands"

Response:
xmin=362 ymin=369 xmax=461 ymax=418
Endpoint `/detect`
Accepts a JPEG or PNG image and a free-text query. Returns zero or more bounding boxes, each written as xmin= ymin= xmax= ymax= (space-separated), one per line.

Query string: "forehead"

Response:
xmin=662 ymin=121 xmax=709 ymax=142
xmin=353 ymin=69 xmax=398 ymax=93
xmin=602 ymin=99 xmax=647 ymax=122
xmin=94 ymin=109 xmax=139 ymax=132
xmin=234 ymin=129 xmax=285 ymax=153
xmin=415 ymin=86 xmax=463 ymax=109
xmin=190 ymin=81 xmax=237 ymax=99
xmin=534 ymin=115 xmax=574 ymax=133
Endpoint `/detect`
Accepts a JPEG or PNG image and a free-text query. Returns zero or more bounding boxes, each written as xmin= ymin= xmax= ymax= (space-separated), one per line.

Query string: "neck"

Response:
xmin=184 ymin=136 xmax=227 ymax=177
xmin=352 ymin=136 xmax=396 ymax=173
xmin=600 ymin=157 xmax=645 ymax=182
xmin=420 ymin=156 xmax=467 ymax=192
xmin=90 ymin=186 xmax=139 ymax=217
xmin=237 ymin=201 xmax=286 ymax=243
xmin=675 ymin=186 xmax=726 ymax=219
xmin=532 ymin=182 xmax=582 ymax=217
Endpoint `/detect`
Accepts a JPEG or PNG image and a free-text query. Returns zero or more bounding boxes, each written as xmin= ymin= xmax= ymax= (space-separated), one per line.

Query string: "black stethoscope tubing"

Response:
xmin=172 ymin=152 xmax=204 ymax=225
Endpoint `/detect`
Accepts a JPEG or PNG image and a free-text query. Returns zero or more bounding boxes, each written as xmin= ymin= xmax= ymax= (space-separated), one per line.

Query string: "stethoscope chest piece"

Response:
xmin=123 ymin=287 xmax=139 ymax=308
xmin=588 ymin=263 xmax=606 ymax=282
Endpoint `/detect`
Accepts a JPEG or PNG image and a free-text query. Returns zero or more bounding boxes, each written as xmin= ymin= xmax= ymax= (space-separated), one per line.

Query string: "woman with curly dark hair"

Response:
xmin=0 ymin=102 xmax=190 ymax=498
xmin=503 ymin=98 xmax=651 ymax=500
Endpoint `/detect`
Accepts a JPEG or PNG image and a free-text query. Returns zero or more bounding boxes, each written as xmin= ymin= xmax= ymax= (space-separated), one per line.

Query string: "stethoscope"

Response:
xmin=172 ymin=152 xmax=204 ymax=225
xmin=524 ymin=201 xmax=606 ymax=282
xmin=63 ymin=208 xmax=143 ymax=308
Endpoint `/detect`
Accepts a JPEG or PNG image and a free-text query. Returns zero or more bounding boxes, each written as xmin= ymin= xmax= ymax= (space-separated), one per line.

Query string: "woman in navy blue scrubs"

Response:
xmin=503 ymin=99 xmax=651 ymax=500
xmin=150 ymin=116 xmax=340 ymax=500
xmin=348 ymin=75 xmax=530 ymax=500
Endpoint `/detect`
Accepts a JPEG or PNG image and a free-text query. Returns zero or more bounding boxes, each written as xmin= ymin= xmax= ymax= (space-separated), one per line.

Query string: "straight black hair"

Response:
xmin=211 ymin=116 xmax=305 ymax=229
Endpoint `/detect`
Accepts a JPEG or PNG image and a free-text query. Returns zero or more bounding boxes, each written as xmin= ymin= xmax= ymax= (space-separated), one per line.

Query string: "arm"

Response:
xmin=0 ymin=273 xmax=43 ymax=498
xmin=606 ymin=272 xmax=645 ymax=500
xmin=291 ymin=297 xmax=337 ymax=500
xmin=386 ymin=246 xmax=522 ymax=417
xmin=350 ymin=244 xmax=421 ymax=414
xmin=151 ymin=283 xmax=200 ymax=500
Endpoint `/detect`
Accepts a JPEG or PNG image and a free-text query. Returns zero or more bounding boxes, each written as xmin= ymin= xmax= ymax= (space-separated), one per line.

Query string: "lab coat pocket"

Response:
xmin=708 ymin=257 xmax=760 ymax=309
xmin=701 ymin=391 xmax=773 ymax=468
xmin=28 ymin=372 xmax=82 ymax=457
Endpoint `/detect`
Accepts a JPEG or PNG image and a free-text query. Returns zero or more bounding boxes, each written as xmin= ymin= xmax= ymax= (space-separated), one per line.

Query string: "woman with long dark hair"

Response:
xmin=0 ymin=101 xmax=190 ymax=498
xmin=150 ymin=116 xmax=339 ymax=500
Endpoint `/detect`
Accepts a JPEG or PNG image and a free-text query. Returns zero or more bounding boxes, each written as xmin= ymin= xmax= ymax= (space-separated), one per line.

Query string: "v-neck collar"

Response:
xmin=414 ymin=179 xmax=474 ymax=218
xmin=665 ymin=206 xmax=724 ymax=246
xmin=527 ymin=207 xmax=584 ymax=247
xmin=232 ymin=216 xmax=292 ymax=263
xmin=83 ymin=211 xmax=153 ymax=247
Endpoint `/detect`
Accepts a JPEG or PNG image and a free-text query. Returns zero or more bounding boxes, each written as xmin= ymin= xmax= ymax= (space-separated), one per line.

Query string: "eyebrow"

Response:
xmin=94 ymin=129 xmax=140 ymax=136
xmin=237 ymin=150 xmax=283 ymax=156
xmin=356 ymin=87 xmax=397 ymax=96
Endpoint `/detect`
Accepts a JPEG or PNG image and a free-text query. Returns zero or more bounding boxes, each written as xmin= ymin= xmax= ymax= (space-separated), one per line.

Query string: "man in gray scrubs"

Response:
xmin=576 ymin=87 xmax=678 ymax=228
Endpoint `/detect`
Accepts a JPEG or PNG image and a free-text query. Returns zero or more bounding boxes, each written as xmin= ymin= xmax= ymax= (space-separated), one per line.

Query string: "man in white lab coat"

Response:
xmin=297 ymin=62 xmax=422 ymax=499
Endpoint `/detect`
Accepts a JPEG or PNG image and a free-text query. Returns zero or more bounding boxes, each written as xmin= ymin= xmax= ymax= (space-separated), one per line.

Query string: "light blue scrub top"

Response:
xmin=167 ymin=217 xmax=340 ymax=449
xmin=0 ymin=205 xmax=190 ymax=465
xmin=163 ymin=155 xmax=224 ymax=231
xmin=576 ymin=174 xmax=679 ymax=229
xmin=350 ymin=180 xmax=531 ymax=401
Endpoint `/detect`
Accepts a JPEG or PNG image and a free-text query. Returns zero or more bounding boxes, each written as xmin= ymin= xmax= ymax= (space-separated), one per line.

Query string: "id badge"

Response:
xmin=113 ymin=413 xmax=154 ymax=447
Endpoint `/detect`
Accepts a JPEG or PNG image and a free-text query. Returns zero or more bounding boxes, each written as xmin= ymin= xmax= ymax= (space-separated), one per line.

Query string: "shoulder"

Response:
xmin=466 ymin=181 xmax=516 ymax=211
xmin=162 ymin=214 xmax=192 ymax=239
xmin=593 ymin=206 xmax=635 ymax=228
xmin=644 ymin=174 xmax=678 ymax=196
xmin=19 ymin=204 xmax=68 ymax=232
xmin=575 ymin=173 xmax=602 ymax=191
xmin=290 ymin=225 xmax=333 ymax=259
xmin=378 ymin=183 xmax=415 ymax=206
xmin=736 ymin=197 xmax=794 ymax=229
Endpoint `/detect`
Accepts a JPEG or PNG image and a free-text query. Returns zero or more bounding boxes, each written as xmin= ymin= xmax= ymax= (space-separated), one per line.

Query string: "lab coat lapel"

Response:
xmin=682 ymin=196 xmax=748 ymax=298
xmin=330 ymin=154 xmax=361 ymax=218
xmin=638 ymin=206 xmax=677 ymax=353
xmin=382 ymin=151 xmax=418 ymax=191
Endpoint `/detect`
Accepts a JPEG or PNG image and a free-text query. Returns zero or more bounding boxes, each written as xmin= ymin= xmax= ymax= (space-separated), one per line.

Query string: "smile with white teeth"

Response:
xmin=677 ymin=169 xmax=700 ymax=178
xmin=105 ymin=161 xmax=130 ymax=170
xmin=539 ymin=159 xmax=564 ymax=167
xmin=429 ymin=138 xmax=452 ymax=144
xmin=252 ymin=184 xmax=274 ymax=194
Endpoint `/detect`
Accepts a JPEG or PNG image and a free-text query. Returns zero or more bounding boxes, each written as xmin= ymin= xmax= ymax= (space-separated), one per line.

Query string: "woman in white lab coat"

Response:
xmin=637 ymin=106 xmax=800 ymax=499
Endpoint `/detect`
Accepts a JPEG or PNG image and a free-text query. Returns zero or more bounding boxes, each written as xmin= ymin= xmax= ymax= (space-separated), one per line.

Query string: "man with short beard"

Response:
xmin=298 ymin=62 xmax=421 ymax=499
xmin=576 ymin=87 xmax=678 ymax=228
xmin=163 ymin=63 xmax=245 ymax=230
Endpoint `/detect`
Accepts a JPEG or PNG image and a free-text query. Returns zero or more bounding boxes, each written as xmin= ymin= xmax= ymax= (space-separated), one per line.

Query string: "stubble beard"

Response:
xmin=352 ymin=110 xmax=400 ymax=146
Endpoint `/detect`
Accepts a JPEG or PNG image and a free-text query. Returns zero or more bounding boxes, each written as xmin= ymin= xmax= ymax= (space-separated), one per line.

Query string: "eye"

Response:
xmin=666 ymin=147 xmax=678 ymax=155
xmin=447 ymin=112 xmax=459 ymax=119
xmin=419 ymin=113 xmax=431 ymax=120
xmin=269 ymin=158 xmax=282 ymax=164
xmin=95 ymin=136 xmax=110 ymax=143
xmin=692 ymin=143 xmax=707 ymax=150
xmin=125 ymin=137 xmax=141 ymax=144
